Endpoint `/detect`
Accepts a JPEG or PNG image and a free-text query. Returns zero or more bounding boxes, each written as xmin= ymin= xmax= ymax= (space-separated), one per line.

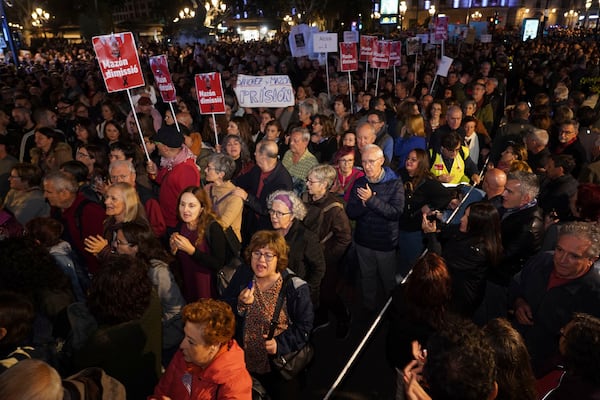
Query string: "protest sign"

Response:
xmin=436 ymin=56 xmax=453 ymax=77
xmin=195 ymin=72 xmax=226 ymax=114
xmin=371 ymin=40 xmax=391 ymax=69
xmin=149 ymin=55 xmax=177 ymax=103
xmin=480 ymin=34 xmax=492 ymax=43
xmin=343 ymin=30 xmax=359 ymax=43
xmin=434 ymin=16 xmax=449 ymax=41
xmin=234 ymin=74 xmax=295 ymax=108
xmin=416 ymin=33 xmax=429 ymax=44
xmin=339 ymin=42 xmax=358 ymax=72
xmin=313 ymin=32 xmax=338 ymax=53
xmin=406 ymin=37 xmax=422 ymax=55
xmin=359 ymin=35 xmax=376 ymax=62
xmin=289 ymin=24 xmax=311 ymax=57
xmin=92 ymin=32 xmax=144 ymax=93
xmin=389 ymin=41 xmax=402 ymax=66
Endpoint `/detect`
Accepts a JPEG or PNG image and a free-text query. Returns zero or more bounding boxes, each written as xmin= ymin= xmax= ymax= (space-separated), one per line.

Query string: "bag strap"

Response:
xmin=266 ymin=274 xmax=294 ymax=340
xmin=210 ymin=186 xmax=235 ymax=209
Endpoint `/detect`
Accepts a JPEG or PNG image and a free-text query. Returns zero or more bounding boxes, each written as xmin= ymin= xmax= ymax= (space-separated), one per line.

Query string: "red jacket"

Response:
xmin=156 ymin=159 xmax=200 ymax=228
xmin=152 ymin=340 xmax=252 ymax=400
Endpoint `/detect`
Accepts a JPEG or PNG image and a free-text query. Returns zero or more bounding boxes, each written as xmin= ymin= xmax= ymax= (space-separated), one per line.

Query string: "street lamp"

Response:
xmin=564 ymin=9 xmax=578 ymax=28
xmin=399 ymin=1 xmax=407 ymax=29
xmin=471 ymin=10 xmax=482 ymax=21
xmin=585 ymin=0 xmax=591 ymax=27
xmin=204 ymin=0 xmax=227 ymax=28
xmin=31 ymin=7 xmax=50 ymax=28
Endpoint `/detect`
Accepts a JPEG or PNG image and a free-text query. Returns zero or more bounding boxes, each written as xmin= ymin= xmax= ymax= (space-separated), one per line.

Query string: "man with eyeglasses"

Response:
xmin=346 ymin=144 xmax=404 ymax=313
xmin=509 ymin=221 xmax=600 ymax=375
xmin=366 ymin=110 xmax=393 ymax=163
xmin=55 ymin=97 xmax=78 ymax=155
xmin=109 ymin=160 xmax=165 ymax=238
xmin=430 ymin=131 xmax=479 ymax=185
xmin=551 ymin=120 xmax=587 ymax=178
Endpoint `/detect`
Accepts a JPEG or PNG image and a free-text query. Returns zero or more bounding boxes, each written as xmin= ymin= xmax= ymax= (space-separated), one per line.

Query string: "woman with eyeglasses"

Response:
xmin=170 ymin=186 xmax=227 ymax=302
xmin=204 ymin=153 xmax=243 ymax=242
xmin=266 ymin=190 xmax=325 ymax=307
xmin=223 ymin=230 xmax=313 ymax=400
xmin=2 ymin=163 xmax=49 ymax=225
xmin=330 ymin=146 xmax=364 ymax=203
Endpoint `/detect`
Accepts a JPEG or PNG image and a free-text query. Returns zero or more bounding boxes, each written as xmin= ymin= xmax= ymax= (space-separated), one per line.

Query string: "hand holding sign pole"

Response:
xmin=92 ymin=32 xmax=149 ymax=161
xmin=339 ymin=42 xmax=358 ymax=112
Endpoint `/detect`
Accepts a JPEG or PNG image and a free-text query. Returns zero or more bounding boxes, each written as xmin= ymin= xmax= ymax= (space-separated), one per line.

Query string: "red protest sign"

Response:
xmin=359 ymin=35 xmax=376 ymax=63
xmin=389 ymin=41 xmax=402 ymax=67
xmin=195 ymin=73 xmax=226 ymax=114
xmin=339 ymin=42 xmax=358 ymax=72
xmin=371 ymin=40 xmax=391 ymax=69
xmin=149 ymin=55 xmax=176 ymax=103
xmin=92 ymin=32 xmax=145 ymax=93
xmin=435 ymin=16 xmax=449 ymax=41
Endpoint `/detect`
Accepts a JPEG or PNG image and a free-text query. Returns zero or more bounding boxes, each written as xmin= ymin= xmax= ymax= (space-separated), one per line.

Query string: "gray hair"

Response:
xmin=559 ymin=221 xmax=600 ymax=259
xmin=43 ymin=170 xmax=78 ymax=193
xmin=109 ymin=159 xmax=136 ymax=175
xmin=507 ymin=171 xmax=539 ymax=200
xmin=562 ymin=119 xmax=580 ymax=132
xmin=361 ymin=144 xmax=384 ymax=159
xmin=267 ymin=189 xmax=307 ymax=221
xmin=308 ymin=164 xmax=337 ymax=189
xmin=356 ymin=121 xmax=376 ymax=138
xmin=256 ymin=140 xmax=279 ymax=159
xmin=290 ymin=127 xmax=311 ymax=142
xmin=527 ymin=128 xmax=549 ymax=146
xmin=207 ymin=153 xmax=236 ymax=181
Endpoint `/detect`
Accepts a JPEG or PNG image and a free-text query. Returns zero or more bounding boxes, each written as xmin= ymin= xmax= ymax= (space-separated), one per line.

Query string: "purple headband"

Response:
xmin=273 ymin=194 xmax=293 ymax=212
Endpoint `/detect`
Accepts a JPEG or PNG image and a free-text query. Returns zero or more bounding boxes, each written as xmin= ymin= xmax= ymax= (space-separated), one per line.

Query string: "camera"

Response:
xmin=426 ymin=212 xmax=439 ymax=222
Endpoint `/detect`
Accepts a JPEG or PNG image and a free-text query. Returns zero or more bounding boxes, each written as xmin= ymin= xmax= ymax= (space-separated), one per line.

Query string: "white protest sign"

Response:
xmin=312 ymin=32 xmax=338 ymax=53
xmin=480 ymin=34 xmax=492 ymax=43
xmin=289 ymin=24 xmax=311 ymax=57
xmin=234 ymin=74 xmax=295 ymax=108
xmin=436 ymin=56 xmax=453 ymax=77
xmin=343 ymin=30 xmax=359 ymax=43
xmin=416 ymin=33 xmax=429 ymax=44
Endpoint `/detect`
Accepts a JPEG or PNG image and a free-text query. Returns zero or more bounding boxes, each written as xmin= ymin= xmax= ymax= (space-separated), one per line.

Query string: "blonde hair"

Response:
xmin=106 ymin=182 xmax=143 ymax=222
xmin=0 ymin=359 xmax=63 ymax=400
xmin=404 ymin=114 xmax=426 ymax=138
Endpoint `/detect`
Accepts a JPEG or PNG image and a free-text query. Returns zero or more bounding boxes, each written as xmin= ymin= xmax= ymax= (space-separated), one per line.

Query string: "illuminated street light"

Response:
xmin=471 ymin=10 xmax=482 ymax=21
xmin=31 ymin=6 xmax=51 ymax=28
xmin=399 ymin=1 xmax=407 ymax=29
xmin=429 ymin=5 xmax=436 ymax=17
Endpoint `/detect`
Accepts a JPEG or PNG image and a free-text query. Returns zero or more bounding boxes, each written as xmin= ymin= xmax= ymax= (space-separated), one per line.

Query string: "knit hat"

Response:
xmin=153 ymin=125 xmax=183 ymax=148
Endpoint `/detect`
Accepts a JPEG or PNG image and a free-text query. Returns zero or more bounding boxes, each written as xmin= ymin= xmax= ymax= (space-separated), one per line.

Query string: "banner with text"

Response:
xmin=234 ymin=74 xmax=295 ymax=108
xmin=359 ymin=35 xmax=377 ymax=63
xmin=339 ymin=42 xmax=358 ymax=72
xmin=92 ymin=32 xmax=145 ymax=93
xmin=149 ymin=55 xmax=177 ymax=103
xmin=313 ymin=32 xmax=338 ymax=53
xmin=389 ymin=41 xmax=402 ymax=67
xmin=371 ymin=40 xmax=391 ymax=69
xmin=434 ymin=16 xmax=449 ymax=41
xmin=195 ymin=72 xmax=226 ymax=114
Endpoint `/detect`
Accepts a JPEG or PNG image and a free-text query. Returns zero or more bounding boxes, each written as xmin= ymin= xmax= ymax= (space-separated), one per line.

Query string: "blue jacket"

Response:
xmin=346 ymin=167 xmax=404 ymax=251
xmin=221 ymin=265 xmax=313 ymax=357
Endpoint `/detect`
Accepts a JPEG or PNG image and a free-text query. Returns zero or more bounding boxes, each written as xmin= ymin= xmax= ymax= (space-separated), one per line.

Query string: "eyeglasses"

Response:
xmin=443 ymin=147 xmax=461 ymax=154
xmin=367 ymin=119 xmax=381 ymax=124
xmin=268 ymin=208 xmax=292 ymax=218
xmin=306 ymin=178 xmax=321 ymax=184
xmin=362 ymin=157 xmax=382 ymax=166
xmin=76 ymin=151 xmax=91 ymax=158
xmin=338 ymin=159 xmax=354 ymax=164
xmin=205 ymin=166 xmax=218 ymax=172
xmin=251 ymin=250 xmax=276 ymax=262
xmin=8 ymin=175 xmax=20 ymax=180
xmin=110 ymin=174 xmax=130 ymax=182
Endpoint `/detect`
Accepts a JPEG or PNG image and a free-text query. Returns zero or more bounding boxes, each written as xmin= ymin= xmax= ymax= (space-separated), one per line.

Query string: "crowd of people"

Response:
xmin=0 ymin=26 xmax=600 ymax=399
